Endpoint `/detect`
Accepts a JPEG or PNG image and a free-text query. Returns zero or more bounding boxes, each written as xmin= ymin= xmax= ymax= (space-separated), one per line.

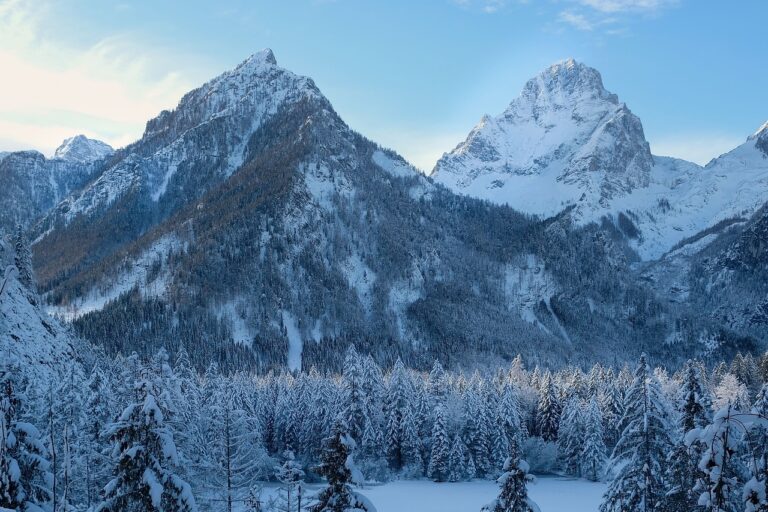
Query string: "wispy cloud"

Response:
xmin=0 ymin=0 xmax=199 ymax=155
xmin=558 ymin=0 xmax=677 ymax=33
xmin=577 ymin=0 xmax=677 ymax=13
xmin=452 ymin=0 xmax=511 ymax=14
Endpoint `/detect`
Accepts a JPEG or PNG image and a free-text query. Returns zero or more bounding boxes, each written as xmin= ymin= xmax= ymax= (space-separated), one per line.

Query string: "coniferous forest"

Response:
xmin=3 ymin=339 xmax=768 ymax=511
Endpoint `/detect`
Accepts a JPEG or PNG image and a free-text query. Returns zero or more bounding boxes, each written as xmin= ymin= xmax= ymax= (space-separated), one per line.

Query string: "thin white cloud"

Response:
xmin=0 ymin=0 xmax=199 ymax=155
xmin=452 ymin=0 xmax=510 ymax=14
xmin=577 ymin=0 xmax=677 ymax=13
xmin=649 ymin=133 xmax=744 ymax=165
xmin=558 ymin=0 xmax=677 ymax=33
xmin=558 ymin=10 xmax=595 ymax=30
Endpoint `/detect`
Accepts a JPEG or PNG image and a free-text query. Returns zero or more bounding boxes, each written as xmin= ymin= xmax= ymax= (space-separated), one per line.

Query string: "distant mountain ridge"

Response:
xmin=20 ymin=50 xmax=716 ymax=370
xmin=0 ymin=136 xmax=112 ymax=233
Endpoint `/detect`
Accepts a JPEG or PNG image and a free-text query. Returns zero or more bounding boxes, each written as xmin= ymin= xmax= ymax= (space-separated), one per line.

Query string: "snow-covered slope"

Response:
xmin=432 ymin=58 xmax=652 ymax=216
xmin=54 ymin=134 xmax=114 ymax=163
xmin=0 ymin=237 xmax=82 ymax=382
xmin=610 ymin=128 xmax=768 ymax=259
xmin=433 ymin=59 xmax=768 ymax=261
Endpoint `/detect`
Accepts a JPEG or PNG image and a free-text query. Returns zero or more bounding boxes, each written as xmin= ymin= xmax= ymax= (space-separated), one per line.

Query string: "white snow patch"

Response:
xmin=281 ymin=310 xmax=302 ymax=371
xmin=216 ymin=301 xmax=253 ymax=345
xmin=372 ymin=150 xmax=418 ymax=178
xmin=341 ymin=253 xmax=376 ymax=314
xmin=504 ymin=255 xmax=558 ymax=335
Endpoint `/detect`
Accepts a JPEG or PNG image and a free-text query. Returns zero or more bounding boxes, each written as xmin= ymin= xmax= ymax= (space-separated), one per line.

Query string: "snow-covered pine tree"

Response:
xmin=498 ymin=384 xmax=526 ymax=451
xmin=600 ymin=354 xmax=673 ymax=512
xmin=535 ymin=374 xmax=560 ymax=442
xmin=743 ymin=385 xmax=768 ymax=512
xmin=427 ymin=404 xmax=450 ymax=482
xmin=97 ymin=368 xmax=197 ymax=512
xmin=690 ymin=404 xmax=751 ymax=512
xmin=663 ymin=360 xmax=712 ymax=512
xmin=340 ymin=346 xmax=367 ymax=445
xmin=448 ymin=434 xmax=472 ymax=482
xmin=557 ymin=397 xmax=584 ymax=476
xmin=481 ymin=440 xmax=540 ymax=512
xmin=1 ymin=363 xmax=52 ymax=512
xmin=580 ymin=396 xmax=606 ymax=482
xmin=598 ymin=370 xmax=624 ymax=449
xmin=275 ymin=450 xmax=306 ymax=512
xmin=463 ymin=379 xmax=492 ymax=478
xmin=13 ymin=224 xmax=33 ymax=290
xmin=384 ymin=360 xmax=421 ymax=475
xmin=310 ymin=422 xmax=376 ymax=512
xmin=83 ymin=365 xmax=112 ymax=509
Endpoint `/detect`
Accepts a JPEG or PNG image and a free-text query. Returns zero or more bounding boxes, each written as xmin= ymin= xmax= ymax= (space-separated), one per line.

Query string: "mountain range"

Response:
xmin=2 ymin=50 xmax=766 ymax=371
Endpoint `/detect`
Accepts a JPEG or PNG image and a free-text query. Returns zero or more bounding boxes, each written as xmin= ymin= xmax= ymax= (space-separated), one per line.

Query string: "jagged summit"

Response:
xmin=53 ymin=134 xmax=114 ymax=163
xmin=514 ymin=58 xmax=618 ymax=111
xmin=432 ymin=58 xmax=651 ymax=217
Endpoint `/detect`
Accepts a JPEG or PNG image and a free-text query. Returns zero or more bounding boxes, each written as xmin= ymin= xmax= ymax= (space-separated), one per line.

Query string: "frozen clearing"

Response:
xmin=247 ymin=477 xmax=605 ymax=512
xmin=359 ymin=478 xmax=605 ymax=512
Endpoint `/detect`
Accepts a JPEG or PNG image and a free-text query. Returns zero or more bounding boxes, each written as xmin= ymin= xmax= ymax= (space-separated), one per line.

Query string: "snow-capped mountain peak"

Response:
xmin=514 ymin=58 xmax=619 ymax=112
xmin=53 ymin=134 xmax=114 ymax=163
xmin=749 ymin=120 xmax=768 ymax=156
xmin=433 ymin=58 xmax=652 ymax=217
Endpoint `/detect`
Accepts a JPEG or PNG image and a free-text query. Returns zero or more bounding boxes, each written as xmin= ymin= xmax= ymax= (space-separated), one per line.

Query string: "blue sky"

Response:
xmin=0 ymin=0 xmax=766 ymax=169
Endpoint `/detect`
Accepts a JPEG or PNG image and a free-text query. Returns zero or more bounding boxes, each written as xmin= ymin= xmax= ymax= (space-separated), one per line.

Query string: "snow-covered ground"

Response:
xmin=245 ymin=477 xmax=605 ymax=512
xmin=360 ymin=478 xmax=605 ymax=512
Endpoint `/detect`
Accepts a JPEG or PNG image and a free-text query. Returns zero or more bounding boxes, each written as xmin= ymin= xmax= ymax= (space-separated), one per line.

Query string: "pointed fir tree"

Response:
xmin=581 ymin=396 xmax=606 ymax=482
xmin=600 ymin=354 xmax=673 ymax=512
xmin=310 ymin=422 xmax=376 ymax=512
xmin=481 ymin=439 xmax=540 ymax=512
xmin=0 ymin=364 xmax=52 ymax=511
xmin=743 ymin=384 xmax=768 ymax=512
xmin=427 ymin=404 xmax=450 ymax=482
xmin=557 ymin=397 xmax=584 ymax=476
xmin=448 ymin=434 xmax=472 ymax=482
xmin=535 ymin=374 xmax=561 ymax=442
xmin=663 ymin=360 xmax=712 ymax=512
xmin=97 ymin=368 xmax=197 ymax=512
xmin=690 ymin=404 xmax=749 ymax=512
xmin=13 ymin=224 xmax=34 ymax=291
xmin=340 ymin=346 xmax=367 ymax=445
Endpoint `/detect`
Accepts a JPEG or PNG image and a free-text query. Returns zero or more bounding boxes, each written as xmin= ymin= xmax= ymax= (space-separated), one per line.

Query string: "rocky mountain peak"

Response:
xmin=53 ymin=135 xmax=114 ymax=163
xmin=512 ymin=58 xmax=618 ymax=114
xmin=750 ymin=120 xmax=768 ymax=156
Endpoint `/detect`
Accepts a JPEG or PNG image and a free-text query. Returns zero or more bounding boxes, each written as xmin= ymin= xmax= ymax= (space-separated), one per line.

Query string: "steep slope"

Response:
xmin=0 ymin=137 xmax=111 ymax=233
xmin=433 ymin=60 xmax=768 ymax=260
xmin=0 ymin=236 xmax=85 ymax=382
xmin=32 ymin=50 xmax=682 ymax=370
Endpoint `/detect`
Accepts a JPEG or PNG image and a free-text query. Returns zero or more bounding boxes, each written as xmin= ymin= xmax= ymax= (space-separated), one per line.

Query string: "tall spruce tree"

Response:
xmin=581 ymin=396 xmax=606 ymax=482
xmin=0 ymin=364 xmax=52 ymax=511
xmin=97 ymin=369 xmax=196 ymax=512
xmin=601 ymin=355 xmax=673 ymax=512
xmin=310 ymin=423 xmax=375 ymax=512
xmin=428 ymin=404 xmax=450 ymax=482
xmin=481 ymin=440 xmax=540 ymax=512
